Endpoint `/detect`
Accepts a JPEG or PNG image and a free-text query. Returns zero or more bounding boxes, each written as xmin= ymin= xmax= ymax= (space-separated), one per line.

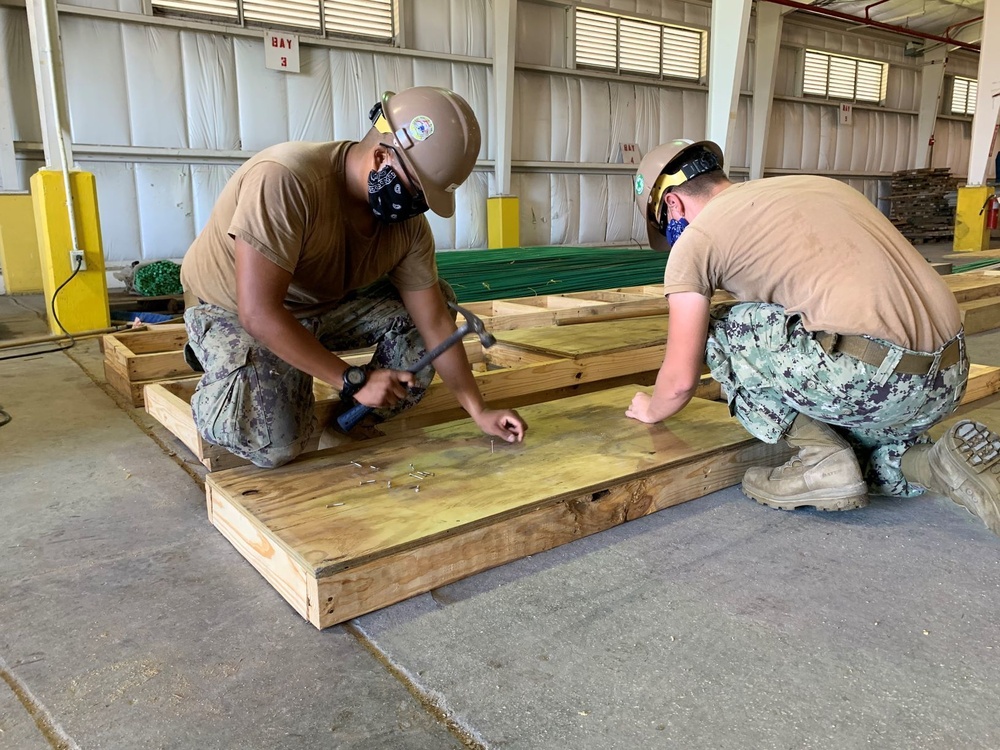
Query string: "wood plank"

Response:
xmin=960 ymin=298 xmax=1000 ymax=335
xmin=496 ymin=316 xmax=669 ymax=358
xmin=206 ymin=387 xmax=790 ymax=629
xmin=962 ymin=364 xmax=1000 ymax=405
xmin=944 ymin=272 xmax=1000 ymax=304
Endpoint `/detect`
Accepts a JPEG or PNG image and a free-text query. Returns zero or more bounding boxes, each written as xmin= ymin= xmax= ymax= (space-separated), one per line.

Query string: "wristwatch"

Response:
xmin=341 ymin=366 xmax=367 ymax=399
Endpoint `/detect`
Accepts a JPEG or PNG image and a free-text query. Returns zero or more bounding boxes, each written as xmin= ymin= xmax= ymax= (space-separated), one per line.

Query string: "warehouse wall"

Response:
xmin=0 ymin=0 xmax=985 ymax=264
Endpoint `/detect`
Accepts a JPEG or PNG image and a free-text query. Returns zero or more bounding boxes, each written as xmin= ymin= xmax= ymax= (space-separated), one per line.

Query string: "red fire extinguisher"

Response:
xmin=982 ymin=194 xmax=1000 ymax=231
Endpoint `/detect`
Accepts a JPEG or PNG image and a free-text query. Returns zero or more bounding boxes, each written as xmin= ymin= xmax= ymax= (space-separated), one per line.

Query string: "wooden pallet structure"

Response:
xmin=205 ymin=386 xmax=793 ymax=629
xmin=145 ymin=315 xmax=722 ymax=470
xmin=103 ymin=324 xmax=194 ymax=407
xmin=104 ymin=290 xmax=668 ymax=406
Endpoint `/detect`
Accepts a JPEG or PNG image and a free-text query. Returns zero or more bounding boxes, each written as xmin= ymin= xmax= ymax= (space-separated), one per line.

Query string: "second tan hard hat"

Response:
xmin=634 ymin=139 xmax=724 ymax=251
xmin=376 ymin=87 xmax=482 ymax=218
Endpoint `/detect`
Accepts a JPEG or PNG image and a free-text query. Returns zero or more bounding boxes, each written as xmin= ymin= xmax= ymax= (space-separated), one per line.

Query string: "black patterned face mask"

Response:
xmin=367 ymin=166 xmax=428 ymax=223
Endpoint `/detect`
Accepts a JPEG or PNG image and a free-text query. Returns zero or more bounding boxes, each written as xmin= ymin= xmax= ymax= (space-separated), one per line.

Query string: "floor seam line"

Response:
xmin=344 ymin=620 xmax=491 ymax=750
xmin=0 ymin=655 xmax=82 ymax=750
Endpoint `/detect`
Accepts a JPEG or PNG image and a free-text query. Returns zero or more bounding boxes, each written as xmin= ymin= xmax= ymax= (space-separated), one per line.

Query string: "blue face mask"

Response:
xmin=666 ymin=217 xmax=689 ymax=247
xmin=367 ymin=166 xmax=428 ymax=223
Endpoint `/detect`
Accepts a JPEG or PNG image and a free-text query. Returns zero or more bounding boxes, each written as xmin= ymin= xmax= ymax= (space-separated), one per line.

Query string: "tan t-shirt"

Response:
xmin=662 ymin=175 xmax=961 ymax=352
xmin=180 ymin=141 xmax=438 ymax=318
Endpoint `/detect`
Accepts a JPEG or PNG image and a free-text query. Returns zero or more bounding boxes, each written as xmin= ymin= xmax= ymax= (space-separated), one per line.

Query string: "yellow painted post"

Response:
xmin=30 ymin=168 xmax=109 ymax=334
xmin=487 ymin=195 xmax=520 ymax=249
xmin=0 ymin=193 xmax=43 ymax=293
xmin=953 ymin=184 xmax=994 ymax=253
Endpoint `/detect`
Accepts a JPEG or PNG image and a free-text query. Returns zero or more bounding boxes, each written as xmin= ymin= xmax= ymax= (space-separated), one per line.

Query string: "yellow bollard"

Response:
xmin=953 ymin=184 xmax=994 ymax=253
xmin=30 ymin=168 xmax=109 ymax=334
xmin=487 ymin=195 xmax=520 ymax=249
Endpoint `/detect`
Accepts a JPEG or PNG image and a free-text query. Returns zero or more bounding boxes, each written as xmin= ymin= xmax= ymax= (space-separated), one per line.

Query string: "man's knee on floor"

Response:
xmin=245 ymin=440 xmax=305 ymax=469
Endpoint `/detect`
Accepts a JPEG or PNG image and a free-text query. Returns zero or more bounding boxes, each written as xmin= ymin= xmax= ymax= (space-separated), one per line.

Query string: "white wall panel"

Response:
xmin=1 ymin=8 xmax=41 ymax=142
xmin=287 ymin=46 xmax=334 ymax=142
xmin=932 ymin=119 xmax=971 ymax=175
xmin=333 ymin=51 xmax=381 ymax=140
xmin=579 ymin=174 xmax=610 ymax=244
xmin=407 ymin=0 xmax=490 ymax=57
xmin=62 ymin=18 xmax=131 ymax=145
xmin=181 ymin=33 xmax=240 ymax=150
xmin=234 ymin=38 xmax=290 ymax=151
xmin=580 ymin=80 xmax=613 ymax=162
xmin=516 ymin=2 xmax=566 ymax=67
xmin=61 ymin=0 xmax=143 ymax=11
xmin=84 ymin=161 xmax=141 ymax=262
xmin=191 ymin=164 xmax=237 ymax=234
xmin=122 ymin=26 xmax=188 ymax=148
xmin=134 ymin=163 xmax=197 ymax=258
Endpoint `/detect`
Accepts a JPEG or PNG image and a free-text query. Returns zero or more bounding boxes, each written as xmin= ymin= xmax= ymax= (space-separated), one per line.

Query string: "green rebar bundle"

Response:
xmin=436 ymin=246 xmax=667 ymax=303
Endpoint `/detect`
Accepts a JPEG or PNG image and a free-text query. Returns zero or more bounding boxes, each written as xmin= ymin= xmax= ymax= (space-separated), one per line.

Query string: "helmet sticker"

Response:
xmin=409 ymin=116 xmax=435 ymax=142
xmin=635 ymin=174 xmax=644 ymax=195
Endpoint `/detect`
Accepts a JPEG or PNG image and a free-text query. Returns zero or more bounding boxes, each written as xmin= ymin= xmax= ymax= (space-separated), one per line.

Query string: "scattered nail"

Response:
xmin=350 ymin=460 xmax=362 ymax=468
xmin=326 ymin=502 xmax=345 ymax=508
xmin=359 ymin=479 xmax=376 ymax=485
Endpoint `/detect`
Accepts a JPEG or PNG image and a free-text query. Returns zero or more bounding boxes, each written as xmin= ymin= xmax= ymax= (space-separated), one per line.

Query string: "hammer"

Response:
xmin=335 ymin=301 xmax=497 ymax=433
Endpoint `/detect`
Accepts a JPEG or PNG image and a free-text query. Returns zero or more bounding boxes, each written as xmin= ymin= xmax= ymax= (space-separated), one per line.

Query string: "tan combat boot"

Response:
xmin=902 ymin=420 xmax=1000 ymax=535
xmin=742 ymin=414 xmax=869 ymax=511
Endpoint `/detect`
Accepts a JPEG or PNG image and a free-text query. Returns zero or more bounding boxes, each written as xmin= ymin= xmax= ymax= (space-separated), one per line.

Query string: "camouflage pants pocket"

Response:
xmin=185 ymin=305 xmax=316 ymax=468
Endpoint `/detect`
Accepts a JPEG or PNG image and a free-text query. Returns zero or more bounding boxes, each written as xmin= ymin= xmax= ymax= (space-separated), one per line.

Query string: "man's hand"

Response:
xmin=626 ymin=392 xmax=660 ymax=424
xmin=352 ymin=369 xmax=416 ymax=408
xmin=472 ymin=409 xmax=528 ymax=443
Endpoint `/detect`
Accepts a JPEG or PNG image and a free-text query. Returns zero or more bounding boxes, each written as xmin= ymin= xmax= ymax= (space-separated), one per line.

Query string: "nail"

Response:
xmin=350 ymin=460 xmax=362 ymax=468
xmin=359 ymin=479 xmax=375 ymax=485
xmin=326 ymin=502 xmax=345 ymax=508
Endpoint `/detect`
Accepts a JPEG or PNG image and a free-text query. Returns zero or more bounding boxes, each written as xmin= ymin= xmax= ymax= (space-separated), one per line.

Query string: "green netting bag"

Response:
xmin=133 ymin=260 xmax=183 ymax=297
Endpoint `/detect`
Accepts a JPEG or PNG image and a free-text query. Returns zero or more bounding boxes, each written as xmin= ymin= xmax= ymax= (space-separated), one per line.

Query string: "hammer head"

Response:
xmin=449 ymin=301 xmax=496 ymax=348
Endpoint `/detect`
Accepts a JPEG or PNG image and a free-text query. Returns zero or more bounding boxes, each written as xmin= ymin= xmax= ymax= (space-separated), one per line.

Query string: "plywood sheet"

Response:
xmin=944 ymin=272 xmax=1000 ymax=304
xmin=207 ymin=386 xmax=789 ymax=628
xmin=496 ymin=316 xmax=669 ymax=357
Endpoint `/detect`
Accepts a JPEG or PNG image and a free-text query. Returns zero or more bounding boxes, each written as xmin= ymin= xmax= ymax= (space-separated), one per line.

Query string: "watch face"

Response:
xmin=345 ymin=367 xmax=366 ymax=387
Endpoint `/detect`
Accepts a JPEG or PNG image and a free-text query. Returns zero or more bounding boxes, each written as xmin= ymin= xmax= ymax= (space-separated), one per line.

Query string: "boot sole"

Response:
xmin=741 ymin=485 xmax=870 ymax=512
xmin=929 ymin=420 xmax=1000 ymax=535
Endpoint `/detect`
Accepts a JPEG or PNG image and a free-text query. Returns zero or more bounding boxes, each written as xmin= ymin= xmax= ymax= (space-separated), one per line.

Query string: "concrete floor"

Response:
xmin=3 ymin=242 xmax=1000 ymax=749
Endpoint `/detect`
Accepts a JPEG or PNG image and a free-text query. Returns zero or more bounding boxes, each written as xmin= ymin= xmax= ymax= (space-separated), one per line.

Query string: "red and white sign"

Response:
xmin=620 ymin=143 xmax=641 ymax=164
xmin=839 ymin=103 xmax=853 ymax=126
xmin=265 ymin=31 xmax=300 ymax=73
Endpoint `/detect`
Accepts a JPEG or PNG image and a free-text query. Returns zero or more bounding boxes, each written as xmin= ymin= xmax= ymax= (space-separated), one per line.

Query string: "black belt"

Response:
xmin=815 ymin=332 xmax=961 ymax=376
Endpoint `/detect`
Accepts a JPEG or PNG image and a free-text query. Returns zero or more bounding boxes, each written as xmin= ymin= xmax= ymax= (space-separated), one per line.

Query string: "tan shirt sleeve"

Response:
xmin=661 ymin=226 xmax=715 ymax=299
xmin=388 ymin=218 xmax=438 ymax=292
xmin=229 ymin=161 xmax=311 ymax=273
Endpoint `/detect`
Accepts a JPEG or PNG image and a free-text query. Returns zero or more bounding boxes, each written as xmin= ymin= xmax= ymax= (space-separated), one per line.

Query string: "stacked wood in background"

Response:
xmin=887 ymin=168 xmax=959 ymax=243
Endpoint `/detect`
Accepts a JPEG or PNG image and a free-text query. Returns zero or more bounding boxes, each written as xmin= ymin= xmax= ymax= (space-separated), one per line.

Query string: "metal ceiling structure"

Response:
xmin=766 ymin=0 xmax=985 ymax=49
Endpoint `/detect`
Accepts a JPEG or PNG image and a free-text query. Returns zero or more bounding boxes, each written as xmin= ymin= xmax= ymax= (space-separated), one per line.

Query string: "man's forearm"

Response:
xmin=430 ymin=343 xmax=486 ymax=417
xmin=241 ymin=307 xmax=347 ymax=386
xmin=648 ymin=367 xmax=697 ymax=422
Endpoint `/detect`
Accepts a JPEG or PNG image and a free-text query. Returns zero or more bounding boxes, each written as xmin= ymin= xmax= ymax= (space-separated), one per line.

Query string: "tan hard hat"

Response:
xmin=372 ymin=87 xmax=481 ymax=218
xmin=634 ymin=139 xmax=724 ymax=251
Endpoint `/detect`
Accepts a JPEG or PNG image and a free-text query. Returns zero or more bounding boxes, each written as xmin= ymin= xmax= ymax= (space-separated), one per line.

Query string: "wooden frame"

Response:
xmin=205 ymin=388 xmax=793 ymax=629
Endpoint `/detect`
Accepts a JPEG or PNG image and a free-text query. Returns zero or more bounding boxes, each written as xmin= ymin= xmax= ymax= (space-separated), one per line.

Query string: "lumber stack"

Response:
xmin=887 ymin=168 xmax=959 ymax=243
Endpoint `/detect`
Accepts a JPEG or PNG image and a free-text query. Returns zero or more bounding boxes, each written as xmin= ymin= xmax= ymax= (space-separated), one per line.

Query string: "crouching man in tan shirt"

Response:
xmin=628 ymin=138 xmax=1000 ymax=537
xmin=181 ymin=86 xmax=526 ymax=468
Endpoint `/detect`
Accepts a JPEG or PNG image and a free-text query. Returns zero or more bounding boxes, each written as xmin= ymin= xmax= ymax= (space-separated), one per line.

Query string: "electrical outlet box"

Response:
xmin=70 ymin=250 xmax=87 ymax=271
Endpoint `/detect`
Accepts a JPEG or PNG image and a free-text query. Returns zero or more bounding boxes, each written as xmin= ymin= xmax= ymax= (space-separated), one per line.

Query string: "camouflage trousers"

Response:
xmin=705 ymin=303 xmax=968 ymax=497
xmin=183 ymin=278 xmax=457 ymax=468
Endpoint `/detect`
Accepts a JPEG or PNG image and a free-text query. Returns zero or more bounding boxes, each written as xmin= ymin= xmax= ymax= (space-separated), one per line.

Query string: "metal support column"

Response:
xmin=913 ymin=47 xmax=947 ymax=170
xmin=966 ymin=0 xmax=1000 ymax=186
xmin=489 ymin=0 xmax=519 ymax=248
xmin=749 ymin=3 xmax=791 ymax=180
xmin=707 ymin=0 xmax=753 ymax=163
